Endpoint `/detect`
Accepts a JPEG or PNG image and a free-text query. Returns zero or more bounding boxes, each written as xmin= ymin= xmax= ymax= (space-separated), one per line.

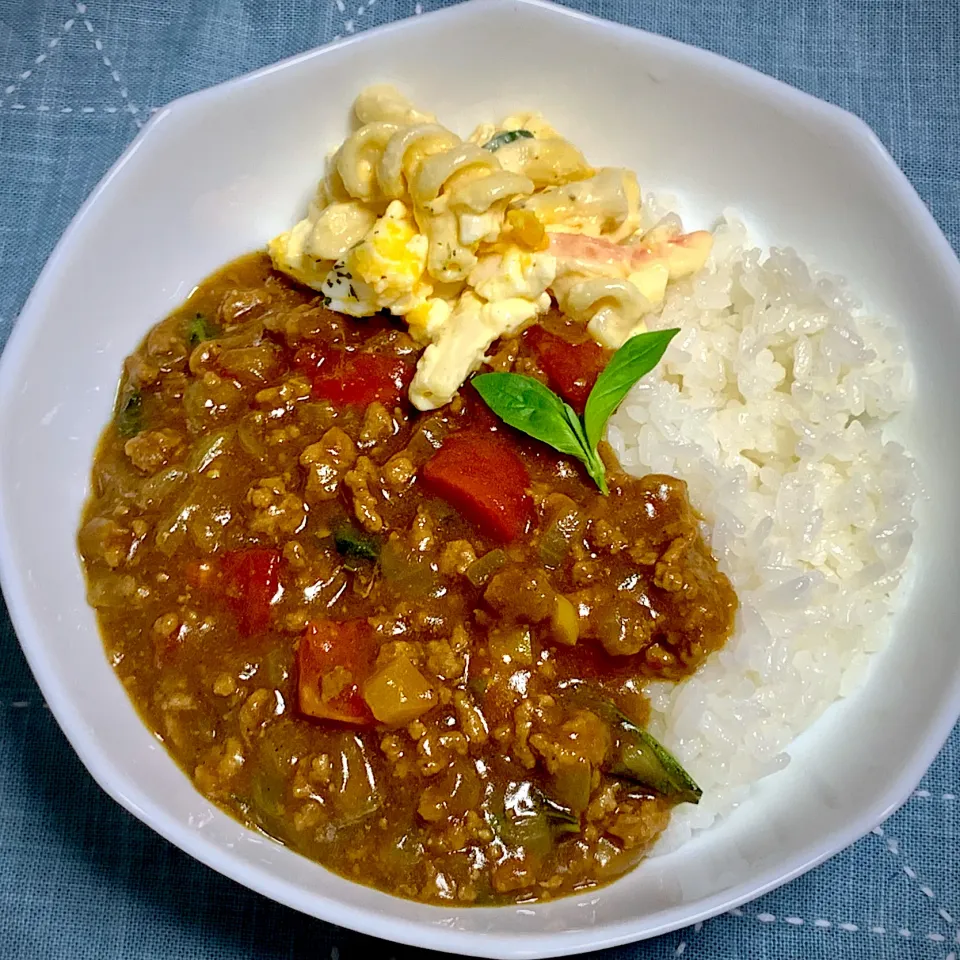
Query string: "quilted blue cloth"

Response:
xmin=1 ymin=1 xmax=958 ymax=957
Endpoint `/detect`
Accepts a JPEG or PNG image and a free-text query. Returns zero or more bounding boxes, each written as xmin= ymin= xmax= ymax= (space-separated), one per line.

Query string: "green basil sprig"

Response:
xmin=472 ymin=372 xmax=608 ymax=493
xmin=472 ymin=328 xmax=679 ymax=495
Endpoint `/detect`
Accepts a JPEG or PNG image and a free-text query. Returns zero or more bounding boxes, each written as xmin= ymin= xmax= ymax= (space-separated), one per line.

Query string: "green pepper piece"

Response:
xmin=570 ymin=687 xmax=702 ymax=804
xmin=610 ymin=729 xmax=702 ymax=804
xmin=464 ymin=548 xmax=506 ymax=587
xmin=537 ymin=788 xmax=580 ymax=834
xmin=491 ymin=781 xmax=581 ymax=854
xmin=332 ymin=520 xmax=380 ymax=565
xmin=116 ymin=388 xmax=143 ymax=439
xmin=187 ymin=312 xmax=219 ymax=346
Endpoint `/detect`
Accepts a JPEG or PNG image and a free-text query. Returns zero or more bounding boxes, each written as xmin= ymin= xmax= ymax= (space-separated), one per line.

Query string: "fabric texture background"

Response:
xmin=0 ymin=0 xmax=958 ymax=957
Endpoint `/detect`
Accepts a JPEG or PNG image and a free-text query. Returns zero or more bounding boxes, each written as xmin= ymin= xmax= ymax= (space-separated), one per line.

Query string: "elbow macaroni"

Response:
xmin=553 ymin=275 xmax=651 ymax=349
xmin=269 ymin=85 xmax=713 ymax=410
xmin=517 ymin=168 xmax=641 ymax=241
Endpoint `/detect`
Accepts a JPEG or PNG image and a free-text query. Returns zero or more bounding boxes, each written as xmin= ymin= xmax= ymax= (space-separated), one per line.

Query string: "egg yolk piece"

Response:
xmin=320 ymin=201 xmax=431 ymax=317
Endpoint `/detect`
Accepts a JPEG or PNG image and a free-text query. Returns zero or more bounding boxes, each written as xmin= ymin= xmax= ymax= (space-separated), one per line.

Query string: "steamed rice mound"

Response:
xmin=609 ymin=202 xmax=919 ymax=847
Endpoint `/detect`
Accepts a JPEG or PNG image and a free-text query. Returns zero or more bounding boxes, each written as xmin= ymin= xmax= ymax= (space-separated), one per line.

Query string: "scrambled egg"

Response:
xmin=409 ymin=291 xmax=551 ymax=410
xmin=469 ymin=247 xmax=556 ymax=302
xmin=403 ymin=248 xmax=554 ymax=408
xmin=319 ymin=201 xmax=431 ymax=317
xmin=268 ymin=219 xmax=330 ymax=290
xmin=269 ymin=194 xmax=377 ymax=290
xmin=268 ymin=87 xmax=714 ymax=410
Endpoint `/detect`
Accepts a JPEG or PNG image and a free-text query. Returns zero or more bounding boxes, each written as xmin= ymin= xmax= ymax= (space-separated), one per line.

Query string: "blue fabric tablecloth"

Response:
xmin=1 ymin=1 xmax=958 ymax=957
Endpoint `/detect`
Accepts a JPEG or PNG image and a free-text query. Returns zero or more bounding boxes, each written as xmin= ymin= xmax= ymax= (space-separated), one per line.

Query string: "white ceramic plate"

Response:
xmin=1 ymin=1 xmax=959 ymax=956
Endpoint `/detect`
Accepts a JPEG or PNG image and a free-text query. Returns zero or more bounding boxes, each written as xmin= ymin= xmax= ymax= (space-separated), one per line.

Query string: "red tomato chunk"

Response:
xmin=297 ymin=619 xmax=377 ymax=725
xmin=295 ymin=346 xmax=409 ymax=408
xmin=421 ymin=432 xmax=533 ymax=542
xmin=221 ymin=548 xmax=282 ymax=637
xmin=525 ymin=326 xmax=608 ymax=414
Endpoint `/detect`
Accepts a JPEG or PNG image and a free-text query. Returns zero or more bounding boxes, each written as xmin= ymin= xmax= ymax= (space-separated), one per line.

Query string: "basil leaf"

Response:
xmin=583 ymin=328 xmax=680 ymax=452
xmin=472 ymin=373 xmax=590 ymax=462
xmin=561 ymin=403 xmax=608 ymax=495
xmin=482 ymin=129 xmax=534 ymax=151
xmin=583 ymin=449 xmax=608 ymax=495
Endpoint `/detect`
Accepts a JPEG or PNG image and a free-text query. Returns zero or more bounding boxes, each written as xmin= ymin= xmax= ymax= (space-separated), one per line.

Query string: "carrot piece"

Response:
xmin=420 ymin=432 xmax=533 ymax=542
xmin=297 ymin=619 xmax=377 ymax=725
xmin=221 ymin=548 xmax=282 ymax=637
xmin=525 ymin=325 xmax=608 ymax=414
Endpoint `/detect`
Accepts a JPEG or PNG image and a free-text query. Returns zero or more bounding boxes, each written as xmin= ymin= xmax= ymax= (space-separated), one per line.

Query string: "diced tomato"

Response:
xmin=460 ymin=382 xmax=501 ymax=433
xmin=221 ymin=548 xmax=282 ymax=637
xmin=525 ymin=325 xmax=608 ymax=414
xmin=421 ymin=432 xmax=533 ymax=542
xmin=297 ymin=619 xmax=377 ymax=725
xmin=296 ymin=346 xmax=409 ymax=408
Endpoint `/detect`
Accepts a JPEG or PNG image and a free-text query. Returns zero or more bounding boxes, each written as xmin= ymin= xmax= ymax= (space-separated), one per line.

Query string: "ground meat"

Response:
xmin=484 ymin=567 xmax=555 ymax=623
xmin=575 ymin=590 xmax=655 ymax=657
xmin=492 ymin=858 xmax=537 ymax=895
xmin=219 ymin=288 xmax=266 ymax=326
xmin=344 ymin=456 xmax=385 ymax=533
xmin=438 ymin=540 xmax=477 ymax=575
xmin=219 ymin=344 xmax=282 ymax=385
xmin=452 ymin=690 xmax=488 ymax=747
xmin=530 ymin=710 xmax=611 ymax=773
xmin=299 ymin=426 xmax=357 ymax=503
xmin=78 ymin=516 xmax=132 ymax=569
xmin=510 ymin=695 xmax=559 ymax=770
xmin=424 ymin=634 xmax=466 ymax=681
xmin=654 ymin=537 xmax=692 ymax=592
xmin=360 ymin=401 xmax=395 ymax=444
xmin=382 ymin=454 xmax=416 ymax=491
xmin=194 ymin=736 xmax=246 ymax=798
xmin=246 ymin=476 xmax=307 ymax=537
xmin=183 ymin=371 xmax=246 ymax=427
xmin=124 ymin=428 xmax=185 ymax=474
xmin=602 ymin=796 xmax=671 ymax=850
xmin=292 ymin=754 xmax=333 ymax=799
xmin=282 ymin=540 xmax=307 ymax=569
xmin=255 ymin=375 xmax=312 ymax=410
xmin=145 ymin=323 xmax=189 ymax=371
xmin=238 ymin=688 xmax=278 ymax=744
xmin=588 ymin=518 xmax=629 ymax=553
xmin=124 ymin=353 xmax=162 ymax=388
xmin=408 ymin=505 xmax=436 ymax=552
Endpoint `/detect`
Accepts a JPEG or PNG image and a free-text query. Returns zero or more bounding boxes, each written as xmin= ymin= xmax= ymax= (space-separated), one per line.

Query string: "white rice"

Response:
xmin=608 ymin=200 xmax=920 ymax=849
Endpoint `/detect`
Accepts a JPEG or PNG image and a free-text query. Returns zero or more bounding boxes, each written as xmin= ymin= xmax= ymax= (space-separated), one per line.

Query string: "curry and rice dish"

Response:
xmin=78 ymin=86 xmax=918 ymax=903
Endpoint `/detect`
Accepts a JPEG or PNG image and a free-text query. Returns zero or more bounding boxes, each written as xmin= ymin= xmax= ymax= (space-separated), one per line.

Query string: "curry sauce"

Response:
xmin=78 ymin=253 xmax=737 ymax=904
